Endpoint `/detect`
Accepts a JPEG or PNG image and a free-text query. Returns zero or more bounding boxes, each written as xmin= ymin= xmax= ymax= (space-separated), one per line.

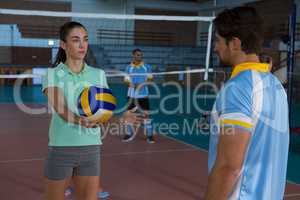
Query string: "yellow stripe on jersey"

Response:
xmin=130 ymin=61 xmax=144 ymax=68
xmin=220 ymin=119 xmax=253 ymax=129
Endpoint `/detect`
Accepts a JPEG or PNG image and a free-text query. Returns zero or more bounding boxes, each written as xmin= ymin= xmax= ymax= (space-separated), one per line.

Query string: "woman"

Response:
xmin=43 ymin=21 xmax=140 ymax=200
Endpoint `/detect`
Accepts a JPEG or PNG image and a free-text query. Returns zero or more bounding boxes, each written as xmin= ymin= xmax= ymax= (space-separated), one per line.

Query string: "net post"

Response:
xmin=204 ymin=22 xmax=213 ymax=81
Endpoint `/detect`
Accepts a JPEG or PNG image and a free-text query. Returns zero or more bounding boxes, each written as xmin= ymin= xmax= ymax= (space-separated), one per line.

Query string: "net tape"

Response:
xmin=0 ymin=68 xmax=215 ymax=79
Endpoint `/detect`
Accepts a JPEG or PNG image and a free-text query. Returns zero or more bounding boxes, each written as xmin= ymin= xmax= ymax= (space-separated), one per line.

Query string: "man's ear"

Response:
xmin=230 ymin=37 xmax=242 ymax=51
xmin=60 ymin=41 xmax=66 ymax=50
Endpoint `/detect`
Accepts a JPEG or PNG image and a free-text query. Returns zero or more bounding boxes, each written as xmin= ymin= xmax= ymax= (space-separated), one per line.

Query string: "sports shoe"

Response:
xmin=147 ymin=136 xmax=155 ymax=144
xmin=65 ymin=187 xmax=110 ymax=199
xmin=64 ymin=187 xmax=73 ymax=197
xmin=98 ymin=191 xmax=110 ymax=198
xmin=122 ymin=134 xmax=134 ymax=142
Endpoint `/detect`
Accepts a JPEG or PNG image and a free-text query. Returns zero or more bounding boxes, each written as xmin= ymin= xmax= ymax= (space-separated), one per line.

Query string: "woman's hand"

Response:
xmin=77 ymin=108 xmax=144 ymax=128
xmin=122 ymin=108 xmax=144 ymax=127
xmin=78 ymin=117 xmax=100 ymax=128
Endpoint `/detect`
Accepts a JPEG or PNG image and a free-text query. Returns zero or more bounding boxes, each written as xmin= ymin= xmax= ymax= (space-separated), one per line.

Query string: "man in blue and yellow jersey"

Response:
xmin=123 ymin=49 xmax=155 ymax=143
xmin=204 ymin=6 xmax=289 ymax=200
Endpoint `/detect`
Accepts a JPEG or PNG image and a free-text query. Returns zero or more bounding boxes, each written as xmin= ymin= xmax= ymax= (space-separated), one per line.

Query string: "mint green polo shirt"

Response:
xmin=42 ymin=63 xmax=108 ymax=146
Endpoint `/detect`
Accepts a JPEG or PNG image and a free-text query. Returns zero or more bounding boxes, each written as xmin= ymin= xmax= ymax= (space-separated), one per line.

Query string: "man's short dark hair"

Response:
xmin=259 ymin=53 xmax=272 ymax=63
xmin=132 ymin=48 xmax=142 ymax=54
xmin=213 ymin=6 xmax=264 ymax=54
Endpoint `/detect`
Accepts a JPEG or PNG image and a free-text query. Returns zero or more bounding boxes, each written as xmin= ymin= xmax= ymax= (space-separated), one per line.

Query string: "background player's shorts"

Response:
xmin=127 ymin=97 xmax=150 ymax=111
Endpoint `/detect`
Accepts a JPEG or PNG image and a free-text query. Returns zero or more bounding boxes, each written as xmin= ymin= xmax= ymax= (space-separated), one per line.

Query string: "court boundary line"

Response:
xmin=284 ymin=193 xmax=300 ymax=198
xmin=160 ymin=134 xmax=208 ymax=153
xmin=287 ymin=180 xmax=300 ymax=187
xmin=0 ymin=148 xmax=198 ymax=164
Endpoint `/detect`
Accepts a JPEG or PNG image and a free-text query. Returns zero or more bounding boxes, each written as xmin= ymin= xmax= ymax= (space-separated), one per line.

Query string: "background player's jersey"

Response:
xmin=125 ymin=62 xmax=152 ymax=98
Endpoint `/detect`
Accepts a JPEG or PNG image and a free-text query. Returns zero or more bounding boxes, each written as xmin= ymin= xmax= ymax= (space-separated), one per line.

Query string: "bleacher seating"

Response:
xmin=89 ymin=44 xmax=218 ymax=72
xmin=88 ymin=29 xmax=219 ymax=71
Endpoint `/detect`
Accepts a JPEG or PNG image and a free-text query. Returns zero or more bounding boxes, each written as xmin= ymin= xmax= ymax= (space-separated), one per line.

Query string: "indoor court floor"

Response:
xmin=0 ymin=104 xmax=300 ymax=200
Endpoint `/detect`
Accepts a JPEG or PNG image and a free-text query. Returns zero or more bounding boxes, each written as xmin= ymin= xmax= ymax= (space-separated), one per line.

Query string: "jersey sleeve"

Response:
xmin=145 ymin=64 xmax=153 ymax=81
xmin=100 ymin=70 xmax=109 ymax=88
xmin=42 ymin=68 xmax=61 ymax=92
xmin=124 ymin=65 xmax=131 ymax=83
xmin=218 ymin=78 xmax=254 ymax=132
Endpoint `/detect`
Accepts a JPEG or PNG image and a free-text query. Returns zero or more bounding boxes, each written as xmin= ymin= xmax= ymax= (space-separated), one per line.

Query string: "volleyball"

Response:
xmin=77 ymin=86 xmax=116 ymax=123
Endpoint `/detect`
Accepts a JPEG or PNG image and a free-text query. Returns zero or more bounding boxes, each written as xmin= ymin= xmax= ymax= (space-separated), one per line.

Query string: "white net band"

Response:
xmin=0 ymin=68 xmax=214 ymax=79
xmin=0 ymin=9 xmax=215 ymax=22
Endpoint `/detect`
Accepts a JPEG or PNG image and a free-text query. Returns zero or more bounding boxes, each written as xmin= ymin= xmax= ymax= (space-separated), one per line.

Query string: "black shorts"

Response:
xmin=127 ymin=97 xmax=150 ymax=111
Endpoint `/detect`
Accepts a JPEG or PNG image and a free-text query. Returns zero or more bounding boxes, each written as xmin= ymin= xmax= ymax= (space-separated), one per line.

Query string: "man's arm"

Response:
xmin=146 ymin=64 xmax=153 ymax=83
xmin=124 ymin=65 xmax=134 ymax=87
xmin=204 ymin=127 xmax=251 ymax=200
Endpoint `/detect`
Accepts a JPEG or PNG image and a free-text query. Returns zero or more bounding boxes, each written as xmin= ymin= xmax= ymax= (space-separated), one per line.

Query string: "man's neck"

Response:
xmin=232 ymin=54 xmax=260 ymax=67
xmin=132 ymin=60 xmax=142 ymax=65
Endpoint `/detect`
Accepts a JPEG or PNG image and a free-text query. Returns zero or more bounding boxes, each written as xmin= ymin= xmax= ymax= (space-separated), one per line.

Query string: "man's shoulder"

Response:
xmin=221 ymin=71 xmax=253 ymax=100
xmin=144 ymin=63 xmax=151 ymax=68
xmin=126 ymin=64 xmax=133 ymax=69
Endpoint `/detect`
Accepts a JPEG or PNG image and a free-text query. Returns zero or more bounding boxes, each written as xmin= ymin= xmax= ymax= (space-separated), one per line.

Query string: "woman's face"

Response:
xmin=61 ymin=27 xmax=88 ymax=61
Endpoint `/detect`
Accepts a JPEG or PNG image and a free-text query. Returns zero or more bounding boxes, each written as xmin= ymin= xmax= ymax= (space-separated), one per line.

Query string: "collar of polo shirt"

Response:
xmin=231 ymin=62 xmax=270 ymax=79
xmin=60 ymin=62 xmax=88 ymax=75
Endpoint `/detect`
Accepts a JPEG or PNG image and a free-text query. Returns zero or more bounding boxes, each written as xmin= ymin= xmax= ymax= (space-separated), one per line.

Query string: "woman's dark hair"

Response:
xmin=53 ymin=21 xmax=87 ymax=67
xmin=213 ymin=6 xmax=264 ymax=55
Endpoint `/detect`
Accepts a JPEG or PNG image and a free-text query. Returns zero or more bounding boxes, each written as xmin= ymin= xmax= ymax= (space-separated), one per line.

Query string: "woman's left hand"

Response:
xmin=122 ymin=108 xmax=144 ymax=127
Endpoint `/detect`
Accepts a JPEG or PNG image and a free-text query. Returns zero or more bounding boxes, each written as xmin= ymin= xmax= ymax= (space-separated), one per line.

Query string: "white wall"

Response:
xmin=0 ymin=0 xmax=263 ymax=47
xmin=132 ymin=0 xmax=259 ymax=13
xmin=71 ymin=0 xmax=132 ymax=44
xmin=0 ymin=25 xmax=59 ymax=47
xmin=216 ymin=0 xmax=259 ymax=7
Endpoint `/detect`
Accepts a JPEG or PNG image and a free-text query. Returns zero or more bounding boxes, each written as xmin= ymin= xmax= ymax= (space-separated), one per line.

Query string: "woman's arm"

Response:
xmin=44 ymin=87 xmax=79 ymax=123
xmin=44 ymin=87 xmax=97 ymax=128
